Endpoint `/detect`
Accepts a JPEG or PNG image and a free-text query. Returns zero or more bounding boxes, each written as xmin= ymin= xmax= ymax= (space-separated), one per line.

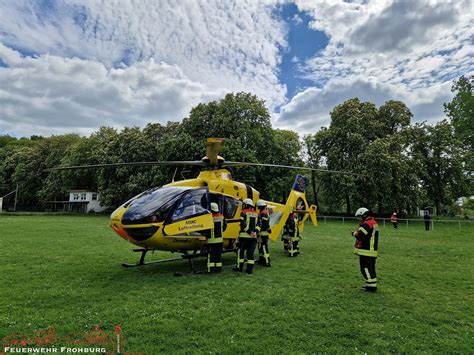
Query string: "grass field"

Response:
xmin=1 ymin=215 xmax=473 ymax=353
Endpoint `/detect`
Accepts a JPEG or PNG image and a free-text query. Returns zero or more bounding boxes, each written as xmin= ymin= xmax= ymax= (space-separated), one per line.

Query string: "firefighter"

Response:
xmin=390 ymin=212 xmax=398 ymax=229
xmin=233 ymin=198 xmax=260 ymax=274
xmin=207 ymin=202 xmax=226 ymax=273
xmin=256 ymin=199 xmax=271 ymax=267
xmin=282 ymin=218 xmax=290 ymax=251
xmin=286 ymin=210 xmax=300 ymax=257
xmin=352 ymin=207 xmax=379 ymax=292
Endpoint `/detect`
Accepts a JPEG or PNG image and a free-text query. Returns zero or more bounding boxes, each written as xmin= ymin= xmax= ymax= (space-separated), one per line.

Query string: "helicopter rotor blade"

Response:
xmin=205 ymin=138 xmax=224 ymax=166
xmin=221 ymin=161 xmax=359 ymax=175
xmin=46 ymin=160 xmax=206 ymax=171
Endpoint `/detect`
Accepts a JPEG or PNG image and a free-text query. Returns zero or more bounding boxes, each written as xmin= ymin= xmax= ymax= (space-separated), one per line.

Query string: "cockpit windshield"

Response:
xmin=122 ymin=186 xmax=191 ymax=225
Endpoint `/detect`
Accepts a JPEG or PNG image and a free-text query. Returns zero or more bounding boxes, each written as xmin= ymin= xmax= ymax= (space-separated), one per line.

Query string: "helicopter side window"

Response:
xmin=223 ymin=196 xmax=239 ymax=219
xmin=210 ymin=194 xmax=224 ymax=213
xmin=169 ymin=188 xmax=210 ymax=223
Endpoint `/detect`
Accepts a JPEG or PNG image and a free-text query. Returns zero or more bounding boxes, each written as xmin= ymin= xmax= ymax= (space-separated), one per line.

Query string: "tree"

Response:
xmin=97 ymin=127 xmax=158 ymax=207
xmin=9 ymin=135 xmax=81 ymax=209
xmin=305 ymin=99 xmax=418 ymax=215
xmin=411 ymin=121 xmax=468 ymax=215
xmin=444 ymin=75 xmax=474 ymax=147
xmin=310 ymin=98 xmax=378 ymax=214
xmin=177 ymin=92 xmax=299 ymax=197
xmin=444 ymin=75 xmax=474 ymax=195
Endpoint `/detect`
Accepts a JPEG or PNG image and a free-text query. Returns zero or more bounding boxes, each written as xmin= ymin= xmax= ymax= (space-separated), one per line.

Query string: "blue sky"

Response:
xmin=278 ymin=3 xmax=329 ymax=100
xmin=0 ymin=0 xmax=472 ymax=137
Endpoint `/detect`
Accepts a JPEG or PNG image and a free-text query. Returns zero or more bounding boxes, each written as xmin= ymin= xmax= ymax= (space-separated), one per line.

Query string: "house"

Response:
xmin=62 ymin=190 xmax=107 ymax=213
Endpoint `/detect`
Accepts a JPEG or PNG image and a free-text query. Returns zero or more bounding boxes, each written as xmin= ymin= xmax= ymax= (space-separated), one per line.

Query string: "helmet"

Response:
xmin=393 ymin=212 xmax=397 ymax=215
xmin=243 ymin=198 xmax=254 ymax=207
xmin=355 ymin=207 xmax=369 ymax=217
xmin=256 ymin=199 xmax=266 ymax=208
xmin=210 ymin=202 xmax=219 ymax=213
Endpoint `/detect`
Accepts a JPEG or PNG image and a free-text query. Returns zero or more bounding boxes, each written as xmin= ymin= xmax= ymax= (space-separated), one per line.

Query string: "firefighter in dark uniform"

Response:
xmin=207 ymin=202 xmax=226 ymax=273
xmin=352 ymin=207 xmax=379 ymax=292
xmin=282 ymin=219 xmax=290 ymax=251
xmin=256 ymin=199 xmax=271 ymax=267
xmin=233 ymin=198 xmax=260 ymax=274
xmin=286 ymin=210 xmax=300 ymax=257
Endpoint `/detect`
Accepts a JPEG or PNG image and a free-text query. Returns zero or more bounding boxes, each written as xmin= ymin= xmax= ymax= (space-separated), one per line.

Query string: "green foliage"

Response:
xmin=306 ymin=99 xmax=425 ymax=215
xmin=411 ymin=121 xmax=468 ymax=215
xmin=1 ymin=215 xmax=473 ymax=353
xmin=444 ymin=75 xmax=474 ymax=147
xmin=444 ymin=75 xmax=474 ymax=195
xmin=0 ymin=86 xmax=470 ymax=214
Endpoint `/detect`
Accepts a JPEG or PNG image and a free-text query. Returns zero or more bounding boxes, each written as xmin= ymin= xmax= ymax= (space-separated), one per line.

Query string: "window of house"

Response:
xmin=92 ymin=193 xmax=98 ymax=201
xmin=73 ymin=193 xmax=79 ymax=200
xmin=80 ymin=193 xmax=87 ymax=200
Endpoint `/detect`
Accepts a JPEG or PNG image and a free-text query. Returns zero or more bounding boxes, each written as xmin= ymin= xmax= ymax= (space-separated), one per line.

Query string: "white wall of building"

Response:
xmin=69 ymin=191 xmax=106 ymax=212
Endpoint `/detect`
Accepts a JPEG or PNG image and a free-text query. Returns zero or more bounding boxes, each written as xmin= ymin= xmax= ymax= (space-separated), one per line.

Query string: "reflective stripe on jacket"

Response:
xmin=239 ymin=209 xmax=260 ymax=238
xmin=209 ymin=214 xmax=225 ymax=244
xmin=354 ymin=217 xmax=379 ymax=257
xmin=258 ymin=210 xmax=271 ymax=237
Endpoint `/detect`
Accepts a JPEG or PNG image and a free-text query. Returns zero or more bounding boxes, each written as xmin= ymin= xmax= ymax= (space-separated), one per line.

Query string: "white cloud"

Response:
xmin=0 ymin=0 xmax=288 ymax=136
xmin=276 ymin=0 xmax=473 ymax=133
xmin=0 ymin=0 xmax=471 ymax=137
xmin=0 ymin=45 xmax=225 ymax=136
xmin=277 ymin=77 xmax=455 ymax=132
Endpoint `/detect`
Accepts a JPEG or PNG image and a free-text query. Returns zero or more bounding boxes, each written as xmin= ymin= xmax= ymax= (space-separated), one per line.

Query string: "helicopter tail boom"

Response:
xmin=268 ymin=175 xmax=317 ymax=241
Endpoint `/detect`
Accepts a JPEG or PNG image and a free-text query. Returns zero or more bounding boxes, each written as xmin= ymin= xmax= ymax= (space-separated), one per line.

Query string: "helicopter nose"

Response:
xmin=111 ymin=222 xmax=132 ymax=242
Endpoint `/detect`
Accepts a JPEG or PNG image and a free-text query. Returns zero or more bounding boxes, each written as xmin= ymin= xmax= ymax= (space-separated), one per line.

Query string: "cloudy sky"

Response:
xmin=0 ymin=0 xmax=472 ymax=137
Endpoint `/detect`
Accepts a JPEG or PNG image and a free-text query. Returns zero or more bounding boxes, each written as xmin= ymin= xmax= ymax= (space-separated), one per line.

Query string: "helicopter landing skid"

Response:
xmin=174 ymin=249 xmax=237 ymax=277
xmin=121 ymin=248 xmax=184 ymax=268
xmin=121 ymin=248 xmax=236 ymax=275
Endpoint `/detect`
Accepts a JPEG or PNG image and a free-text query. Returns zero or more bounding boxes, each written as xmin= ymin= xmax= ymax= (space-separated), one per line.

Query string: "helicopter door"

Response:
xmin=163 ymin=187 xmax=213 ymax=236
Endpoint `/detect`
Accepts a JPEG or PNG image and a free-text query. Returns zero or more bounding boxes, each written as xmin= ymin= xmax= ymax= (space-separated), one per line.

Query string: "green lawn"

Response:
xmin=0 ymin=215 xmax=473 ymax=353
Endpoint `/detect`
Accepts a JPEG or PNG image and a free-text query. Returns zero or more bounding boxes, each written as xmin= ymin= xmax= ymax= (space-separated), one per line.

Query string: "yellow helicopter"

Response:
xmin=52 ymin=138 xmax=350 ymax=272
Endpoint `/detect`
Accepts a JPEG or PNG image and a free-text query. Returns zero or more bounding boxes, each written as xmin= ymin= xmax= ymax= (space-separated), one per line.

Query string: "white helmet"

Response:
xmin=355 ymin=207 xmax=369 ymax=217
xmin=210 ymin=202 xmax=219 ymax=213
xmin=243 ymin=198 xmax=254 ymax=207
xmin=256 ymin=199 xmax=266 ymax=208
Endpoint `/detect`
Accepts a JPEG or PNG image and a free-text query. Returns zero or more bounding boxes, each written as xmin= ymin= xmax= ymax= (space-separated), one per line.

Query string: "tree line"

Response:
xmin=0 ymin=76 xmax=472 ymax=216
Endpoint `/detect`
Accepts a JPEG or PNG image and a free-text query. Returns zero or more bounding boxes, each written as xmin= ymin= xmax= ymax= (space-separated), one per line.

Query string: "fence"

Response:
xmin=318 ymin=215 xmax=474 ymax=230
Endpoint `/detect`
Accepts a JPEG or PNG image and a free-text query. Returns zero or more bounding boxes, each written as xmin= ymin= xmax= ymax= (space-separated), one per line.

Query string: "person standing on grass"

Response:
xmin=286 ymin=210 xmax=301 ymax=257
xmin=424 ymin=210 xmax=431 ymax=231
xmin=390 ymin=212 xmax=398 ymax=229
xmin=233 ymin=198 xmax=260 ymax=274
xmin=352 ymin=207 xmax=379 ymax=292
xmin=206 ymin=202 xmax=226 ymax=273
xmin=256 ymin=199 xmax=271 ymax=267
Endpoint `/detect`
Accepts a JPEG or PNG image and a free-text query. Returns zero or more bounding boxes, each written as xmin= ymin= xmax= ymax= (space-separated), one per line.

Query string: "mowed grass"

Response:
xmin=0 ymin=215 xmax=473 ymax=353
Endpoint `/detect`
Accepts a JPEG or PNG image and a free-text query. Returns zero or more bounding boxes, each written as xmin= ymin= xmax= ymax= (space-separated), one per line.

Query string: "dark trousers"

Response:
xmin=236 ymin=238 xmax=256 ymax=274
xmin=424 ymin=221 xmax=430 ymax=231
xmin=207 ymin=242 xmax=223 ymax=273
xmin=359 ymin=256 xmax=377 ymax=289
xmin=392 ymin=222 xmax=398 ymax=229
xmin=258 ymin=236 xmax=271 ymax=266
xmin=288 ymin=240 xmax=299 ymax=257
